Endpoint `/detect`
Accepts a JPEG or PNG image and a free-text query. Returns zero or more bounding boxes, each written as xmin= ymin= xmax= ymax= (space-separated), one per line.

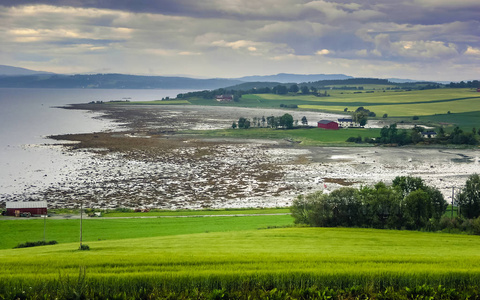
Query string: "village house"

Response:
xmin=317 ymin=120 xmax=339 ymax=130
xmin=6 ymin=201 xmax=48 ymax=217
xmin=421 ymin=131 xmax=437 ymax=139
xmin=215 ymin=94 xmax=234 ymax=102
xmin=338 ymin=118 xmax=359 ymax=128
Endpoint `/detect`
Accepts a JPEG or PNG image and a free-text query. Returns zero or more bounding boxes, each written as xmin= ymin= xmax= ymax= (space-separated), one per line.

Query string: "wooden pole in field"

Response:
xmin=43 ymin=213 xmax=46 ymax=242
xmin=451 ymin=187 xmax=454 ymax=218
xmin=80 ymin=199 xmax=83 ymax=247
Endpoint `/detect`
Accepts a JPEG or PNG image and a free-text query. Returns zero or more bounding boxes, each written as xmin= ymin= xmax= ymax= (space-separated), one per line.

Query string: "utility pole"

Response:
xmin=43 ymin=213 xmax=46 ymax=242
xmin=451 ymin=187 xmax=454 ymax=218
xmin=80 ymin=199 xmax=83 ymax=248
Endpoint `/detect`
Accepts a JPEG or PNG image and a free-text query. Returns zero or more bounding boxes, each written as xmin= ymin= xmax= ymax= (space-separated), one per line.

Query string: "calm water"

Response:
xmin=0 ymin=88 xmax=190 ymax=198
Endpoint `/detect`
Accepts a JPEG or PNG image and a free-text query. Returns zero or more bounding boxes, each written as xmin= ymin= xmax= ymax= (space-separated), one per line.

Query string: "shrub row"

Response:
xmin=13 ymin=240 xmax=58 ymax=249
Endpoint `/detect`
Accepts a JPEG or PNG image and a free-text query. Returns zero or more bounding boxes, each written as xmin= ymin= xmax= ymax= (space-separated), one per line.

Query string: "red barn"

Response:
xmin=6 ymin=201 xmax=47 ymax=217
xmin=317 ymin=120 xmax=339 ymax=130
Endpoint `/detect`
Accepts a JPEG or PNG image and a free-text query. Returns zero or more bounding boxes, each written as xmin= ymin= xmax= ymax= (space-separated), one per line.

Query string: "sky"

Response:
xmin=0 ymin=0 xmax=479 ymax=81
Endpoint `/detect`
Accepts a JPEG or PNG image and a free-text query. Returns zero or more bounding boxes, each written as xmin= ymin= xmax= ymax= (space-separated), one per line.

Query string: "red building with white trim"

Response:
xmin=6 ymin=201 xmax=48 ymax=217
xmin=317 ymin=120 xmax=339 ymax=130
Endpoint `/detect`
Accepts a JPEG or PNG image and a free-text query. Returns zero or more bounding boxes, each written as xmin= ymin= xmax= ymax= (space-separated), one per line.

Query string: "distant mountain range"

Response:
xmin=0 ymin=65 xmax=450 ymax=89
xmin=0 ymin=65 xmax=55 ymax=76
xmin=235 ymin=73 xmax=353 ymax=83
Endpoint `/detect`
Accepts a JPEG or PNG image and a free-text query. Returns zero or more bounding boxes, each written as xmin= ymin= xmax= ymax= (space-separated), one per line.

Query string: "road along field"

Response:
xmin=1 ymin=226 xmax=480 ymax=298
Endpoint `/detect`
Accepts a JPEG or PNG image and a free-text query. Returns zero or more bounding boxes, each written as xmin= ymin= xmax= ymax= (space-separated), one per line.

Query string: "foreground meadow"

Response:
xmin=0 ymin=214 xmax=292 ymax=250
xmin=1 ymin=225 xmax=480 ymax=298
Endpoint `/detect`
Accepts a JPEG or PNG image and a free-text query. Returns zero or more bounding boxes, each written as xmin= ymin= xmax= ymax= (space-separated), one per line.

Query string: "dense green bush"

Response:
xmin=78 ymin=244 xmax=90 ymax=251
xmin=292 ymin=176 xmax=448 ymax=230
xmin=14 ymin=240 xmax=58 ymax=249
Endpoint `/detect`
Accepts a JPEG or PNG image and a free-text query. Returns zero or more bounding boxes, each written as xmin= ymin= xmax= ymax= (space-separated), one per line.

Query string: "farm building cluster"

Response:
xmin=317 ymin=118 xmax=360 ymax=129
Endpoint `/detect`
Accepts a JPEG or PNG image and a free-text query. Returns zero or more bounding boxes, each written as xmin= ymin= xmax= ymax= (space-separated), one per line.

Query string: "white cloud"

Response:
xmin=316 ymin=49 xmax=330 ymax=55
xmin=465 ymin=46 xmax=480 ymax=56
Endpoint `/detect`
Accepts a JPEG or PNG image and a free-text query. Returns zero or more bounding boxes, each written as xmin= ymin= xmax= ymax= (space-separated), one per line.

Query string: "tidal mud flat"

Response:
xmin=3 ymin=104 xmax=479 ymax=209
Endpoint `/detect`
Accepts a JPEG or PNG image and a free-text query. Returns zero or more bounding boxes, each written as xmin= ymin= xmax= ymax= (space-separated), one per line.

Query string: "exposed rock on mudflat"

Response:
xmin=2 ymin=104 xmax=478 ymax=209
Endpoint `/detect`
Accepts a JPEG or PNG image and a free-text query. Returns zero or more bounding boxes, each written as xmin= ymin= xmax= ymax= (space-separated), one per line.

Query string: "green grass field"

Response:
xmin=102 ymin=207 xmax=290 ymax=218
xmin=187 ymin=127 xmax=381 ymax=146
xmin=187 ymin=89 xmax=480 ymax=117
xmin=1 ymin=224 xmax=480 ymax=298
xmin=0 ymin=214 xmax=292 ymax=250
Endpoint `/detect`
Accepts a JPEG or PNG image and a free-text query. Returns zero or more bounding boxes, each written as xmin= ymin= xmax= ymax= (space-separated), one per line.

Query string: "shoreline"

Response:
xmin=3 ymin=103 xmax=479 ymax=209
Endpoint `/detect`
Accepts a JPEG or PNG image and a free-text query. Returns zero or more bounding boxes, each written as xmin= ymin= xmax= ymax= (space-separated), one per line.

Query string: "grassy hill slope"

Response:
xmin=1 ymin=227 xmax=480 ymax=298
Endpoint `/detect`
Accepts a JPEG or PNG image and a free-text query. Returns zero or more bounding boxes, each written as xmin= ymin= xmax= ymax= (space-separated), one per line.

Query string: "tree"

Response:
xmin=301 ymin=116 xmax=308 ymax=126
xmin=266 ymin=116 xmax=279 ymax=128
xmin=360 ymin=182 xmax=402 ymax=229
xmin=328 ymin=187 xmax=363 ymax=227
xmin=352 ymin=107 xmax=370 ymax=127
xmin=382 ymin=113 xmax=388 ymax=118
xmin=279 ymin=113 xmax=294 ymax=129
xmin=273 ymin=85 xmax=287 ymax=95
xmin=301 ymin=86 xmax=310 ymax=94
xmin=392 ymin=176 xmax=425 ymax=199
xmin=438 ymin=127 xmax=446 ymax=138
xmin=238 ymin=117 xmax=247 ymax=129
xmin=238 ymin=117 xmax=251 ymax=129
xmin=403 ymin=189 xmax=430 ymax=229
xmin=457 ymin=174 xmax=480 ymax=219
xmin=411 ymin=129 xmax=422 ymax=144
xmin=289 ymin=84 xmax=299 ymax=93
xmin=291 ymin=191 xmax=331 ymax=226
xmin=291 ymin=188 xmax=362 ymax=227
xmin=232 ymin=122 xmax=237 ymax=129
xmin=424 ymin=186 xmax=448 ymax=220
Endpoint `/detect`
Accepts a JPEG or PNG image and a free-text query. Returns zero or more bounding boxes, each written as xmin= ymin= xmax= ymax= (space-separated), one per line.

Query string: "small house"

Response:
xmin=317 ymin=120 xmax=339 ymax=130
xmin=215 ymin=94 xmax=234 ymax=102
xmin=338 ymin=118 xmax=360 ymax=128
xmin=6 ymin=201 xmax=47 ymax=217
xmin=421 ymin=131 xmax=437 ymax=139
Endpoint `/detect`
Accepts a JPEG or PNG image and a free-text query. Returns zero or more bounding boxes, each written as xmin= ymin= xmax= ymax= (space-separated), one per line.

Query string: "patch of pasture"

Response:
xmin=0 ymin=215 xmax=292 ymax=250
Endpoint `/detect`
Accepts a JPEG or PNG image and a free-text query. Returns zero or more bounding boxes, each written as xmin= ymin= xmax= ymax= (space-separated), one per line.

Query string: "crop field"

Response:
xmin=1 ymin=226 xmax=480 ymax=298
xmin=189 ymin=88 xmax=480 ymax=115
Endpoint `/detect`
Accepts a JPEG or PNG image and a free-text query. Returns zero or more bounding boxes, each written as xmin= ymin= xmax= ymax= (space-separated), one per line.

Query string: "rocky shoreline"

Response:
xmin=2 ymin=103 xmax=479 ymax=209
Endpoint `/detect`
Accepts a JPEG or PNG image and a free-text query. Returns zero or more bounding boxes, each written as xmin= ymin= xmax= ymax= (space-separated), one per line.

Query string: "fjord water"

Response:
xmin=0 ymin=88 xmax=185 ymax=199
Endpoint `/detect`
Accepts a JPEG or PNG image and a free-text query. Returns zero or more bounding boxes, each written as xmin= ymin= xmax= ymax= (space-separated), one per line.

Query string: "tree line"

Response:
xmin=291 ymin=175 xmax=480 ymax=233
xmin=446 ymin=80 xmax=480 ymax=89
xmin=233 ymin=113 xmax=303 ymax=129
xmin=347 ymin=124 xmax=478 ymax=146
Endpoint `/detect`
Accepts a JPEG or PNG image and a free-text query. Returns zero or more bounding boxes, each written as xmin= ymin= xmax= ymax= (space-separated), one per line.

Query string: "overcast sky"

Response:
xmin=1 ymin=0 xmax=479 ymax=81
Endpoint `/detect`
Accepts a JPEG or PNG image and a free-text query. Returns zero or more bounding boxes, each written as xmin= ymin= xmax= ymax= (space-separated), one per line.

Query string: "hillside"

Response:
xmin=0 ymin=73 xmax=243 ymax=90
xmin=236 ymin=73 xmax=352 ymax=83
xmin=0 ymin=64 xmax=54 ymax=76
